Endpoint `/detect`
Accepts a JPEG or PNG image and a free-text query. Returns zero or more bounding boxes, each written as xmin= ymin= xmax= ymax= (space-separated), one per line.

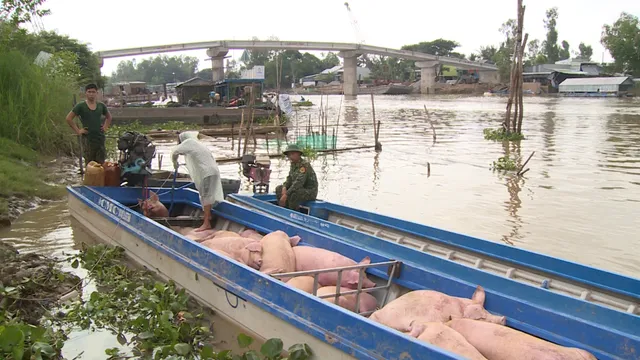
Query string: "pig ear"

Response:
xmin=359 ymin=256 xmax=371 ymax=265
xmin=289 ymin=235 xmax=301 ymax=246
xmin=471 ymin=286 xmax=485 ymax=305
xmin=150 ymin=191 xmax=159 ymax=201
xmin=245 ymin=242 xmax=263 ymax=252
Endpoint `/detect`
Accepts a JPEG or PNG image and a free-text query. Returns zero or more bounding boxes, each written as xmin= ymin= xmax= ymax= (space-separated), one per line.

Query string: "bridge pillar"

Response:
xmin=98 ymin=57 xmax=104 ymax=68
xmin=339 ymin=51 xmax=361 ymax=99
xmin=478 ymin=70 xmax=499 ymax=84
xmin=206 ymin=47 xmax=229 ymax=83
xmin=415 ymin=61 xmax=439 ymax=95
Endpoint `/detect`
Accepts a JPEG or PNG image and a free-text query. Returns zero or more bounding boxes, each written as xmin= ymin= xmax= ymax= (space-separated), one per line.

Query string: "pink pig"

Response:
xmin=201 ymin=237 xmax=263 ymax=270
xmin=446 ymin=319 xmax=597 ymax=360
xmin=316 ymin=286 xmax=378 ymax=313
xmin=239 ymin=229 xmax=264 ymax=241
xmin=182 ymin=229 xmax=217 ymax=243
xmin=369 ymin=286 xmax=506 ymax=337
xmin=241 ymin=229 xmax=301 ymax=246
xmin=138 ymin=191 xmax=169 ymax=218
xmin=414 ymin=322 xmax=487 ymax=360
xmin=259 ymin=230 xmax=296 ymax=280
xmin=292 ymin=246 xmax=376 ymax=289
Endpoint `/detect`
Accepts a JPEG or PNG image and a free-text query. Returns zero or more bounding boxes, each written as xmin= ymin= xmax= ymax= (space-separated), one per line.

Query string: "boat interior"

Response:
xmin=72 ymin=185 xmax=639 ymax=360
xmin=228 ymin=193 xmax=640 ymax=317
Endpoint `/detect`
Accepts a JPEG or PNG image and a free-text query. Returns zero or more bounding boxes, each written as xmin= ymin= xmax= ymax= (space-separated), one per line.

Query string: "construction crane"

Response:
xmin=344 ymin=2 xmax=365 ymax=45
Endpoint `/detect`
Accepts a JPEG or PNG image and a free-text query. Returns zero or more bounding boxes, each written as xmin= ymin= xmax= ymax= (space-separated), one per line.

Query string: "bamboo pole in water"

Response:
xmin=238 ymin=110 xmax=244 ymax=157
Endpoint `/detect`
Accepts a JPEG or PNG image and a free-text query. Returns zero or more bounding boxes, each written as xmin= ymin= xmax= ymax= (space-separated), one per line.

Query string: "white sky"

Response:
xmin=36 ymin=0 xmax=638 ymax=76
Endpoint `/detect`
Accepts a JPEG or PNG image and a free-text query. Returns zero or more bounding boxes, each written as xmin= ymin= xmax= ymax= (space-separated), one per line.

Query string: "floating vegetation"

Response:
xmin=483 ymin=128 xmax=526 ymax=142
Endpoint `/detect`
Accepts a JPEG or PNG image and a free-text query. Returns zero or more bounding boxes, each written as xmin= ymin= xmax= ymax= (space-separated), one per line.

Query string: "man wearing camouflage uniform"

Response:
xmin=275 ymin=144 xmax=318 ymax=210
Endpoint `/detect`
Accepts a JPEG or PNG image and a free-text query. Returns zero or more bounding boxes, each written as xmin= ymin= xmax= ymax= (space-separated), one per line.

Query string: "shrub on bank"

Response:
xmin=0 ymin=49 xmax=77 ymax=155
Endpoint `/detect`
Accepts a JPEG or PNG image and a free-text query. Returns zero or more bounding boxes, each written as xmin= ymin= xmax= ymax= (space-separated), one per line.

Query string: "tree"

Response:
xmin=0 ymin=0 xmax=49 ymax=24
xmin=526 ymin=39 xmax=547 ymax=65
xmin=576 ymin=42 xmax=593 ymax=60
xmin=559 ymin=40 xmax=570 ymax=60
xmin=0 ymin=24 xmax=103 ymax=87
xmin=478 ymin=45 xmax=498 ymax=61
xmin=401 ymin=38 xmax=461 ymax=56
xmin=542 ymin=7 xmax=560 ymax=63
xmin=601 ymin=12 xmax=640 ymax=75
xmin=110 ymin=55 xmax=199 ymax=84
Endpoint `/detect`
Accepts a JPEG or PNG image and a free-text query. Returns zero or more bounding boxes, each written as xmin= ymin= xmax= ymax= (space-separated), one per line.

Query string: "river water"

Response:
xmin=1 ymin=94 xmax=639 ymax=356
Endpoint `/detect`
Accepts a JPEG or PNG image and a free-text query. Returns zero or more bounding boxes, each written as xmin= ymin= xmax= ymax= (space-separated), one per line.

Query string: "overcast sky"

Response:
xmin=36 ymin=0 xmax=638 ymax=76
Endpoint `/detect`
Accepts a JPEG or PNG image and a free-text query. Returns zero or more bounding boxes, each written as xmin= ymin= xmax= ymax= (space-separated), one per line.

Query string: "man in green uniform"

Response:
xmin=66 ymin=83 xmax=112 ymax=165
xmin=275 ymin=144 xmax=318 ymax=210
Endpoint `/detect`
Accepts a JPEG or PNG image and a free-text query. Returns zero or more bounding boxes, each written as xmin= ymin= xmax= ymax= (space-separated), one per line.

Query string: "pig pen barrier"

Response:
xmin=271 ymin=260 xmax=403 ymax=316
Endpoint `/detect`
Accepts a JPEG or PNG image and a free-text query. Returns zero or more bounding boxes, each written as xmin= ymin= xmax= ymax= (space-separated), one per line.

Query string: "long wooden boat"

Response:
xmin=226 ymin=194 xmax=640 ymax=358
xmin=67 ymin=186 xmax=639 ymax=360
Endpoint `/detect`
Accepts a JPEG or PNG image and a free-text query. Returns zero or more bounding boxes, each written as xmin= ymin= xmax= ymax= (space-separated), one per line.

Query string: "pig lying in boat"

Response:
xmin=369 ymin=286 xmax=505 ymax=336
xmin=138 ymin=191 xmax=169 ymax=218
xmin=446 ymin=319 xmax=597 ymax=360
xmin=292 ymin=246 xmax=376 ymax=289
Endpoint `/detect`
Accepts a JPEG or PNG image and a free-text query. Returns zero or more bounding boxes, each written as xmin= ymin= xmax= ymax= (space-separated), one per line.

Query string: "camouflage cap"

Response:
xmin=283 ymin=143 xmax=303 ymax=155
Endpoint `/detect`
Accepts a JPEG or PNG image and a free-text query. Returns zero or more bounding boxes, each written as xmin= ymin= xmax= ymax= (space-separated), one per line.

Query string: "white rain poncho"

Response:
xmin=171 ymin=131 xmax=224 ymax=206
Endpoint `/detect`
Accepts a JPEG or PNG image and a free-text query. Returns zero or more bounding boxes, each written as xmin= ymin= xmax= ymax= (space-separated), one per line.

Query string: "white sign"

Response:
xmin=278 ymin=94 xmax=293 ymax=115
xmin=241 ymin=65 xmax=265 ymax=80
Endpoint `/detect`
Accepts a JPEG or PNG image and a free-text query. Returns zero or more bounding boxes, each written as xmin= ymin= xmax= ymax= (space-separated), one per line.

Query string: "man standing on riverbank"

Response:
xmin=65 ymin=83 xmax=112 ymax=165
xmin=275 ymin=144 xmax=318 ymax=211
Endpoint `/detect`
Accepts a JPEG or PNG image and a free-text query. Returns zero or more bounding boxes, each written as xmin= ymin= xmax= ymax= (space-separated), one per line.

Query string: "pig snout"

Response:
xmin=250 ymin=253 xmax=263 ymax=269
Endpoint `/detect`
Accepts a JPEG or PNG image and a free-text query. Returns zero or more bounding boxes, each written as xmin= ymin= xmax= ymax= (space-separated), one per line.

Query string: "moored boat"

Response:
xmin=227 ymin=194 xmax=640 ymax=314
xmin=67 ymin=186 xmax=639 ymax=360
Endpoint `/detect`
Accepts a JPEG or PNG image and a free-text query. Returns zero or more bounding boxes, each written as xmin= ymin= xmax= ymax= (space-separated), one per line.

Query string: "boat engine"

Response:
xmin=117 ymin=131 xmax=156 ymax=187
xmin=241 ymin=154 xmax=272 ymax=194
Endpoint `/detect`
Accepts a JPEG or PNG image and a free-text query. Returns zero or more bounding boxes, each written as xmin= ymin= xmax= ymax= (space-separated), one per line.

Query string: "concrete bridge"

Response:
xmin=97 ymin=40 xmax=499 ymax=97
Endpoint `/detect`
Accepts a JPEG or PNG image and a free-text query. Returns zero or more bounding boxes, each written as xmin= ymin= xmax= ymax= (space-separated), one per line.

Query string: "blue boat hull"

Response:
xmin=68 ymin=186 xmax=639 ymax=359
xmin=227 ymin=193 xmax=640 ymax=360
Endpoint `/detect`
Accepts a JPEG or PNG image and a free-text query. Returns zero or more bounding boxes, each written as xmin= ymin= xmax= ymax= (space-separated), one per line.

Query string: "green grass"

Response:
xmin=0 ymin=49 xmax=78 ymax=155
xmin=490 ymin=155 xmax=518 ymax=171
xmin=0 ymin=139 xmax=66 ymax=216
xmin=292 ymin=100 xmax=313 ymax=107
xmin=483 ymin=127 xmax=526 ymax=141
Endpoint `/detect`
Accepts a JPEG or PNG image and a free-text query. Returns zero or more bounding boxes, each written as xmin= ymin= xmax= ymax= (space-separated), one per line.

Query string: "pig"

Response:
xmin=240 ymin=229 xmax=263 ymax=241
xmin=138 ymin=191 xmax=169 ymax=218
xmin=292 ymin=246 xmax=376 ymax=289
xmin=259 ymin=230 xmax=296 ymax=280
xmin=446 ymin=319 xmax=597 ymax=360
xmin=182 ymin=229 xmax=217 ymax=243
xmin=316 ymin=286 xmax=378 ymax=313
xmin=212 ymin=230 xmax=241 ymax=239
xmin=201 ymin=237 xmax=263 ymax=270
xmin=368 ymin=286 xmax=505 ymax=336
xmin=241 ymin=229 xmax=301 ymax=246
xmin=411 ymin=322 xmax=487 ymax=360
xmin=286 ymin=276 xmax=316 ymax=294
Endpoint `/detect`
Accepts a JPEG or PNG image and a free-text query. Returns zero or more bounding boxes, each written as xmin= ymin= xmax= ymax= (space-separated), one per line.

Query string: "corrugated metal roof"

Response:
xmin=559 ymin=77 xmax=633 ymax=86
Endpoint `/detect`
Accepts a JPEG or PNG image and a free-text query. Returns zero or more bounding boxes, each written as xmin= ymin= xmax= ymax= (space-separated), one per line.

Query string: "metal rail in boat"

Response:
xmin=227 ymin=194 xmax=640 ymax=317
xmin=68 ymin=186 xmax=640 ymax=360
xmin=272 ymin=260 xmax=402 ymax=317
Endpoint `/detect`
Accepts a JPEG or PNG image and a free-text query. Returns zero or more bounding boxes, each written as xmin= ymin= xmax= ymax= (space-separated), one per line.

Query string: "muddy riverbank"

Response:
xmin=0 ymin=156 xmax=81 ymax=228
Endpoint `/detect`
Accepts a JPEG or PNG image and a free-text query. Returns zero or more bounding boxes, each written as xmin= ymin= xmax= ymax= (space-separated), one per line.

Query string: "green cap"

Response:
xmin=283 ymin=143 xmax=303 ymax=155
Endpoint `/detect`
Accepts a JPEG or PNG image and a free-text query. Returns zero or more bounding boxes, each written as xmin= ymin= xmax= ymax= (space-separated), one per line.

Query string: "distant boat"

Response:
xmin=359 ymin=83 xmax=412 ymax=95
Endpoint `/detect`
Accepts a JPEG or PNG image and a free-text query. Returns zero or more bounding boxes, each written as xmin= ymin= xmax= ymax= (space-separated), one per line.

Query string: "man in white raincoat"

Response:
xmin=171 ymin=131 xmax=224 ymax=231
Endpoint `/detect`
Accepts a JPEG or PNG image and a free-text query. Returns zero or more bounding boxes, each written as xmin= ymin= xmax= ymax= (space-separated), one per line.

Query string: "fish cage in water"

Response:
xmin=295 ymin=134 xmax=337 ymax=150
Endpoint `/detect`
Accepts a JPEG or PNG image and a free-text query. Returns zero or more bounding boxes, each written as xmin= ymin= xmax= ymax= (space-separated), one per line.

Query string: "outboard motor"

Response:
xmin=117 ymin=131 xmax=156 ymax=187
xmin=241 ymin=154 xmax=272 ymax=194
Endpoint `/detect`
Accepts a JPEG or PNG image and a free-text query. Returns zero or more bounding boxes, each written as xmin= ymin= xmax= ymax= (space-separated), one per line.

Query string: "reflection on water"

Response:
xmin=2 ymin=95 xmax=640 ymax=280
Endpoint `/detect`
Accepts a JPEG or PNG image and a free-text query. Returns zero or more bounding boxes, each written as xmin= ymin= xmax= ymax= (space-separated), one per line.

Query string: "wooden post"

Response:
xmin=238 ymin=110 xmax=244 ymax=157
xmin=371 ymin=94 xmax=379 ymax=149
xmin=375 ymin=120 xmax=382 ymax=151
xmin=231 ymin=123 xmax=235 ymax=150
xmin=266 ymin=133 xmax=270 ymax=154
